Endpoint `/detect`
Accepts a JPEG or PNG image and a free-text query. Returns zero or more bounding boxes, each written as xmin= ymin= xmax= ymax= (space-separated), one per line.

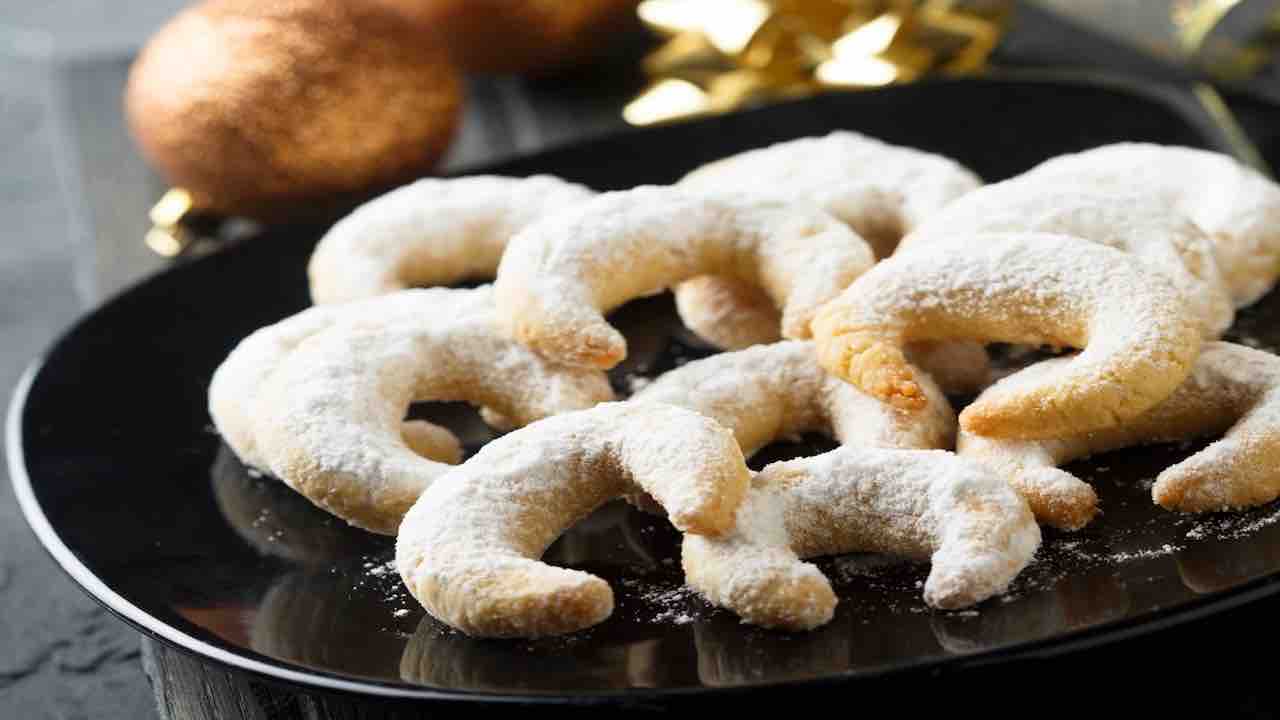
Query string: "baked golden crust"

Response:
xmin=961 ymin=342 xmax=1280 ymax=527
xmin=672 ymin=277 xmax=783 ymax=351
xmin=308 ymin=175 xmax=594 ymax=304
xmin=1023 ymin=143 xmax=1280 ymax=308
xmin=900 ymin=181 xmax=1235 ymax=337
xmin=678 ymin=131 xmax=982 ymax=259
xmin=210 ymin=300 xmax=462 ymax=472
xmin=812 ymin=233 xmax=1205 ymax=440
xmin=683 ymin=448 xmax=1040 ymax=630
xmin=205 ymin=133 xmax=1280 ymax=639
xmin=633 ymin=340 xmax=955 ymax=455
xmin=211 ymin=287 xmax=614 ymax=535
xmin=494 ymin=186 xmax=875 ymax=368
xmin=395 ymin=402 xmax=749 ymax=638
xmin=670 ymin=278 xmax=992 ymax=395
xmin=673 ymin=131 xmax=981 ymax=356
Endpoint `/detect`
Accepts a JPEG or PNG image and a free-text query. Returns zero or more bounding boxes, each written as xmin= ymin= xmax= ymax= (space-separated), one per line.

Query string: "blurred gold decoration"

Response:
xmin=1030 ymin=1 xmax=1280 ymax=95
xmin=145 ymin=188 xmax=195 ymax=258
xmin=626 ymin=0 xmax=1012 ymax=125
xmin=1031 ymin=0 xmax=1275 ymax=174
xmin=1174 ymin=0 xmax=1245 ymax=53
xmin=1191 ymin=82 xmax=1270 ymax=172
xmin=1173 ymin=0 xmax=1279 ymax=84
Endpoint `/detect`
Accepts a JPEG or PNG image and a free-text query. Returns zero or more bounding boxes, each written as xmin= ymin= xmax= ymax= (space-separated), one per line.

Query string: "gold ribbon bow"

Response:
xmin=624 ymin=0 xmax=1013 ymax=125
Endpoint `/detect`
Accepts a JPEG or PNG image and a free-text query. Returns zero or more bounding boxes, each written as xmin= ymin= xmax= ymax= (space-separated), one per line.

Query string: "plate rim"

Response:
xmin=14 ymin=346 xmax=1280 ymax=702
xmin=10 ymin=71 xmax=1280 ymax=703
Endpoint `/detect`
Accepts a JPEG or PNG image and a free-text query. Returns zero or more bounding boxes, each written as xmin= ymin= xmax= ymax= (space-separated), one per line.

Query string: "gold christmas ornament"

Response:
xmin=126 ymin=0 xmax=464 ymax=222
xmin=626 ymin=0 xmax=1012 ymax=125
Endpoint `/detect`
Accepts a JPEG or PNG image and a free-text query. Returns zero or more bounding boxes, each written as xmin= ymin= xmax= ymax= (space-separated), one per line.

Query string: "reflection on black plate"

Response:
xmin=13 ymin=75 xmax=1280 ymax=703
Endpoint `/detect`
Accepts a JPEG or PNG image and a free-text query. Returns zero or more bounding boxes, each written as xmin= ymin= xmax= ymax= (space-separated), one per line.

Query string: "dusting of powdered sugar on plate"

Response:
xmin=619 ymin=577 xmax=703 ymax=626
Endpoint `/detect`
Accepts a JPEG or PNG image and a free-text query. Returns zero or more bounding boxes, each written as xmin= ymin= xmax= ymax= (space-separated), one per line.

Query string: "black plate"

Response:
xmin=13 ymin=75 xmax=1280 ymax=706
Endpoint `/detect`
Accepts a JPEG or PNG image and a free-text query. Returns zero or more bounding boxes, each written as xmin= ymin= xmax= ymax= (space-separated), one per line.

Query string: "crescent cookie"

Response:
xmin=683 ymin=448 xmax=1041 ymax=630
xmin=493 ymin=186 xmax=875 ymax=369
xmin=903 ymin=340 xmax=994 ymax=396
xmin=632 ymin=340 xmax=955 ymax=456
xmin=671 ymin=275 xmax=782 ymax=351
xmin=235 ymin=287 xmax=615 ymax=535
xmin=672 ymin=131 xmax=981 ymax=357
xmin=1023 ymin=143 xmax=1280 ymax=307
xmin=395 ymin=402 xmax=750 ymax=638
xmin=960 ymin=342 xmax=1280 ymax=528
xmin=811 ymin=233 xmax=1204 ymax=439
xmin=308 ymin=175 xmax=595 ymax=304
xmin=899 ymin=182 xmax=1235 ymax=337
xmin=209 ymin=303 xmax=463 ymax=471
xmin=669 ymin=278 xmax=991 ymax=395
xmin=678 ymin=131 xmax=982 ymax=259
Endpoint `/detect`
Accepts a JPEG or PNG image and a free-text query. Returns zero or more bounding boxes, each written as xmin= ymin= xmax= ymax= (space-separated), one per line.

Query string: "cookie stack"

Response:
xmin=208 ymin=131 xmax=1280 ymax=637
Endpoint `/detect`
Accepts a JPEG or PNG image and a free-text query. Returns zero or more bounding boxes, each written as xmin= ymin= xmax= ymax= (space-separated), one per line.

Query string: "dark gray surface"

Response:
xmin=0 ymin=58 xmax=157 ymax=720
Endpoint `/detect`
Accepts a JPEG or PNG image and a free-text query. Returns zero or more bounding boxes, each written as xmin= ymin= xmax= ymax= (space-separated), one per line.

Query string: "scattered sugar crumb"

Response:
xmin=1185 ymin=503 xmax=1280 ymax=541
xmin=620 ymin=578 xmax=701 ymax=625
xmin=349 ymin=556 xmax=414 ymax=619
xmin=248 ymin=508 xmax=286 ymax=542
xmin=1108 ymin=543 xmax=1181 ymax=562
xmin=250 ymin=508 xmax=271 ymax=527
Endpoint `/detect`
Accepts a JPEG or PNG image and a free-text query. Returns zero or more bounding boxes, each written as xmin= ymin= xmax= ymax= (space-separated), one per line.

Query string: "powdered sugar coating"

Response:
xmin=682 ymin=448 xmax=1040 ymax=629
xmin=903 ymin=340 xmax=993 ymax=396
xmin=669 ymin=277 xmax=992 ymax=395
xmin=900 ymin=180 xmax=1234 ymax=336
xmin=678 ymin=131 xmax=982 ymax=259
xmin=812 ymin=233 xmax=1204 ymax=439
xmin=493 ymin=186 xmax=875 ymax=368
xmin=209 ymin=302 xmax=462 ymax=470
xmin=673 ymin=131 xmax=981 ymax=353
xmin=243 ymin=287 xmax=615 ymax=535
xmin=308 ymin=175 xmax=595 ymax=304
xmin=211 ymin=305 xmax=344 ymax=469
xmin=672 ymin=276 xmax=781 ymax=351
xmin=1023 ymin=143 xmax=1280 ymax=307
xmin=960 ymin=342 xmax=1280 ymax=525
xmin=395 ymin=402 xmax=750 ymax=638
xmin=633 ymin=340 xmax=955 ymax=455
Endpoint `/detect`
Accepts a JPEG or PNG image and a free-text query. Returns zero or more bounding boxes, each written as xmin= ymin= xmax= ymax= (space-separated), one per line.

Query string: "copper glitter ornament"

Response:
xmin=377 ymin=0 xmax=642 ymax=74
xmin=125 ymin=0 xmax=464 ymax=221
